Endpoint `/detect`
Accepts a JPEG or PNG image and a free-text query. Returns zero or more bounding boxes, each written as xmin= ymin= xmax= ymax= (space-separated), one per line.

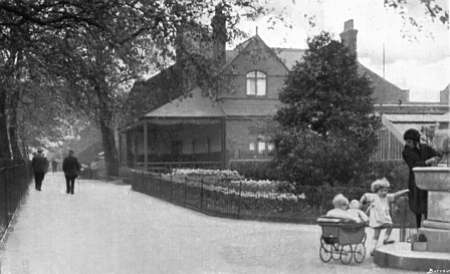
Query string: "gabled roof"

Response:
xmin=143 ymin=87 xmax=225 ymax=118
xmin=136 ymin=35 xmax=413 ymax=121
xmin=357 ymin=63 xmax=409 ymax=104
xmin=382 ymin=112 xmax=450 ymax=144
xmin=222 ymin=35 xmax=292 ymax=73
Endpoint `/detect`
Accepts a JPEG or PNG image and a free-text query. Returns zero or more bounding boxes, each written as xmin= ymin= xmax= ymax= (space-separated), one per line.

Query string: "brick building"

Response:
xmin=119 ymin=19 xmax=449 ymax=170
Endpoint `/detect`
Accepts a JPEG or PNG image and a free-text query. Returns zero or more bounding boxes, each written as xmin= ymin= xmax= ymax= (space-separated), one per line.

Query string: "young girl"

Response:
xmin=360 ymin=178 xmax=408 ymax=255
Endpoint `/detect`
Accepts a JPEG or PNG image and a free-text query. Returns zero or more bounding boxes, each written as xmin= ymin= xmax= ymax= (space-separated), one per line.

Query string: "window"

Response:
xmin=257 ymin=141 xmax=266 ymax=153
xmin=267 ymin=143 xmax=274 ymax=152
xmin=249 ymin=142 xmax=255 ymax=151
xmin=246 ymin=71 xmax=266 ymax=96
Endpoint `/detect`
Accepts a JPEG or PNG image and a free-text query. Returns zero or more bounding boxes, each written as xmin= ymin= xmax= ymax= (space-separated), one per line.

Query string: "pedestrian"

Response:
xmin=360 ymin=178 xmax=408 ymax=256
xmin=402 ymin=128 xmax=441 ymax=228
xmin=62 ymin=150 xmax=81 ymax=195
xmin=31 ymin=148 xmax=49 ymax=191
xmin=51 ymin=159 xmax=58 ymax=173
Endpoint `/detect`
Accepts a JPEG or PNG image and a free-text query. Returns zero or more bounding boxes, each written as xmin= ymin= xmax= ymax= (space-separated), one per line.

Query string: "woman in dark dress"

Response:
xmin=402 ymin=128 xmax=440 ymax=228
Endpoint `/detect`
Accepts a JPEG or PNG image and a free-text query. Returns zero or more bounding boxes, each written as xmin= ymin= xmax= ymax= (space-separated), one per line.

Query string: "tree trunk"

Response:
xmin=98 ymin=115 xmax=119 ymax=177
xmin=8 ymin=89 xmax=22 ymax=160
xmin=0 ymin=90 xmax=11 ymax=159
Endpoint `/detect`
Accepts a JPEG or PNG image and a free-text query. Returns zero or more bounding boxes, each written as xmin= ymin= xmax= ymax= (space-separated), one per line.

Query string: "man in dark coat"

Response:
xmin=51 ymin=159 xmax=58 ymax=173
xmin=62 ymin=150 xmax=81 ymax=195
xmin=31 ymin=149 xmax=49 ymax=191
xmin=402 ymin=128 xmax=440 ymax=228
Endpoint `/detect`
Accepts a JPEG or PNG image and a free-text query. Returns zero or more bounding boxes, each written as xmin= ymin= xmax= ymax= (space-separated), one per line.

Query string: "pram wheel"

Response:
xmin=319 ymin=238 xmax=332 ymax=262
xmin=339 ymin=244 xmax=353 ymax=264
xmin=353 ymin=243 xmax=366 ymax=263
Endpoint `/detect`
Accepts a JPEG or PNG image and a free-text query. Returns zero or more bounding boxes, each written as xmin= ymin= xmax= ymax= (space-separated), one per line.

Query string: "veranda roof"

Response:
xmin=382 ymin=112 xmax=450 ymax=143
xmin=143 ymin=87 xmax=225 ymax=119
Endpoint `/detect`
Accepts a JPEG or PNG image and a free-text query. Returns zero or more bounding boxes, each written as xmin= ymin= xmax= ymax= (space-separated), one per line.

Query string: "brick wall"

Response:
xmin=225 ymin=117 xmax=272 ymax=159
xmin=220 ymin=36 xmax=288 ymax=100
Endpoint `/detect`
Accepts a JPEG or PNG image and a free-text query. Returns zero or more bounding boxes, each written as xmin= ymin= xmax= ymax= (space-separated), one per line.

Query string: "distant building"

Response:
xmin=441 ymin=85 xmax=449 ymax=105
xmin=120 ymin=16 xmax=449 ymax=170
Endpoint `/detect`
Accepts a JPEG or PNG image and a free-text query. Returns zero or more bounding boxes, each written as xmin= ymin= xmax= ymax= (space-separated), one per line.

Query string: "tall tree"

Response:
xmin=0 ymin=1 xmax=267 ymax=171
xmin=274 ymin=32 xmax=381 ymax=187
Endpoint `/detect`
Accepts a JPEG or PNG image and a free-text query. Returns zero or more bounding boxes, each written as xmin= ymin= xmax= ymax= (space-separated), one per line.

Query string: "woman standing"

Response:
xmin=402 ymin=128 xmax=440 ymax=228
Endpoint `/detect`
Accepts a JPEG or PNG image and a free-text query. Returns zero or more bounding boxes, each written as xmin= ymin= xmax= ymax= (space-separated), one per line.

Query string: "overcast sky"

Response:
xmin=235 ymin=0 xmax=449 ymax=102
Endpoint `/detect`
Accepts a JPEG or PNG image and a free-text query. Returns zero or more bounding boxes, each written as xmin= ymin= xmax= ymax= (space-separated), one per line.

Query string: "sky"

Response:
xmin=235 ymin=0 xmax=449 ymax=102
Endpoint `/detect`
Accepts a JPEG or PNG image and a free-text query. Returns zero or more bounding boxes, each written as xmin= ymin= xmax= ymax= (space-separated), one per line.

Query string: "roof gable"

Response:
xmin=223 ymin=35 xmax=291 ymax=74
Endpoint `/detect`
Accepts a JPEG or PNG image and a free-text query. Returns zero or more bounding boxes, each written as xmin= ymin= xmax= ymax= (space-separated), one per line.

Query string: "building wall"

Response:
xmin=219 ymin=37 xmax=288 ymax=101
xmin=441 ymin=87 xmax=449 ymax=105
xmin=225 ymin=117 xmax=273 ymax=159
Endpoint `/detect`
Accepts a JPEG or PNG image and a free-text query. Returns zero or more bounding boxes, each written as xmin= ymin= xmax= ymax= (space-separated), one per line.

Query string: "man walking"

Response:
xmin=62 ymin=150 xmax=81 ymax=195
xmin=31 ymin=149 xmax=49 ymax=191
xmin=51 ymin=158 xmax=58 ymax=173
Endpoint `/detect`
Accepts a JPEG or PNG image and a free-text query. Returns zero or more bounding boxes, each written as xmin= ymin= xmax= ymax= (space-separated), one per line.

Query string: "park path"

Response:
xmin=0 ymin=173 xmax=415 ymax=274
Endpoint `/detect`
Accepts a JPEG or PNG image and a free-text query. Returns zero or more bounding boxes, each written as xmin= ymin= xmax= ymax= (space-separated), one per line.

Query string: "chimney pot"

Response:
xmin=340 ymin=19 xmax=358 ymax=56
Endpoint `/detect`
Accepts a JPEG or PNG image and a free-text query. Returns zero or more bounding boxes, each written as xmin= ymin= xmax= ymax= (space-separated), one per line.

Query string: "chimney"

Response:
xmin=340 ymin=19 xmax=358 ymax=56
xmin=211 ymin=4 xmax=227 ymax=68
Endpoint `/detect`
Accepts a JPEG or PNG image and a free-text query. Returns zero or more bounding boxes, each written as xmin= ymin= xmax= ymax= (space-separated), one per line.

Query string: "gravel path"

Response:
xmin=0 ymin=173 xmax=417 ymax=274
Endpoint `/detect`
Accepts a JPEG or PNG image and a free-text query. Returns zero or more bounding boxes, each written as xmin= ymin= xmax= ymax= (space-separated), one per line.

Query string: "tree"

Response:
xmin=274 ymin=32 xmax=381 ymax=188
xmin=0 ymin=1 xmax=268 ymax=172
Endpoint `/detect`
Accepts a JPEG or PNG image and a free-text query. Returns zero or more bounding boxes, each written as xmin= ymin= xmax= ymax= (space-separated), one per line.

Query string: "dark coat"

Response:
xmin=402 ymin=143 xmax=439 ymax=215
xmin=31 ymin=155 xmax=49 ymax=173
xmin=63 ymin=156 xmax=81 ymax=177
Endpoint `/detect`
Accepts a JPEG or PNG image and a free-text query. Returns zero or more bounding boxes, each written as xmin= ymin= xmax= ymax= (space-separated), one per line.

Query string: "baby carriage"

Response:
xmin=317 ymin=216 xmax=367 ymax=264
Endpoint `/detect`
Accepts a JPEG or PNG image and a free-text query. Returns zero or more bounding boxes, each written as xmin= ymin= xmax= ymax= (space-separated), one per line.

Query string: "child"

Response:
xmin=325 ymin=194 xmax=360 ymax=222
xmin=360 ymin=178 xmax=408 ymax=255
xmin=348 ymin=199 xmax=369 ymax=223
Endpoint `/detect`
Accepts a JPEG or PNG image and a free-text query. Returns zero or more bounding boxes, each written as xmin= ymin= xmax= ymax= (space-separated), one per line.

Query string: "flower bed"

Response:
xmin=126 ymin=168 xmax=415 ymax=225
xmin=163 ymin=168 xmax=303 ymax=201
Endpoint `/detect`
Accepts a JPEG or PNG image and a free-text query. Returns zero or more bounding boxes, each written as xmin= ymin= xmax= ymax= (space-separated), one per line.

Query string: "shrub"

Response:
xmin=229 ymin=160 xmax=280 ymax=180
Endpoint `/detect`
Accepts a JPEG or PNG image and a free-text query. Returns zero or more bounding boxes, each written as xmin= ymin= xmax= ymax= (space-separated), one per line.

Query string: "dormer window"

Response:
xmin=246 ymin=71 xmax=266 ymax=96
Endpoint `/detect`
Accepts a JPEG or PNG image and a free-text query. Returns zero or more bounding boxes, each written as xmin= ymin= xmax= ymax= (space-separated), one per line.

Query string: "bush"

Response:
xmin=229 ymin=160 xmax=280 ymax=180
xmin=359 ymin=160 xmax=409 ymax=191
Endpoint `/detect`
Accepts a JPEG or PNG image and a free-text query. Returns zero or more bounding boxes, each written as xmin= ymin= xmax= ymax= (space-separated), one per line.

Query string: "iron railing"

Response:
xmin=125 ymin=169 xmax=416 ymax=235
xmin=0 ymin=160 xmax=31 ymax=241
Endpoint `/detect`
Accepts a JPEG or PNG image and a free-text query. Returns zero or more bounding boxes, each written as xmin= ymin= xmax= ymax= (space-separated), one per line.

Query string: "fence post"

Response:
xmin=184 ymin=176 xmax=187 ymax=206
xmin=400 ymin=197 xmax=407 ymax=242
xmin=5 ymin=163 xmax=10 ymax=222
xmin=237 ymin=180 xmax=242 ymax=219
xmin=170 ymin=171 xmax=173 ymax=201
xmin=200 ymin=178 xmax=204 ymax=210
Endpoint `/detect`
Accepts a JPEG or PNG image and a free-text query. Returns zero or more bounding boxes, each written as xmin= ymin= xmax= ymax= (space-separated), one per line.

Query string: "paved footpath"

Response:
xmin=0 ymin=173 xmax=417 ymax=274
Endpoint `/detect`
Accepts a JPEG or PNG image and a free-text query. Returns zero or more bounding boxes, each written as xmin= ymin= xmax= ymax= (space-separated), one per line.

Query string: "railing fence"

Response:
xmin=0 ymin=159 xmax=31 ymax=241
xmin=126 ymin=169 xmax=417 ymax=237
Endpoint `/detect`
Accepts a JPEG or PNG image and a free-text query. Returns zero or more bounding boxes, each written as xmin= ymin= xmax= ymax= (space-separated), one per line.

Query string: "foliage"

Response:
xmin=273 ymin=32 xmax=381 ymax=188
xmin=229 ymin=160 xmax=280 ymax=180
xmin=0 ymin=0 xmax=270 ymax=172
xmin=384 ymin=0 xmax=449 ymax=27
